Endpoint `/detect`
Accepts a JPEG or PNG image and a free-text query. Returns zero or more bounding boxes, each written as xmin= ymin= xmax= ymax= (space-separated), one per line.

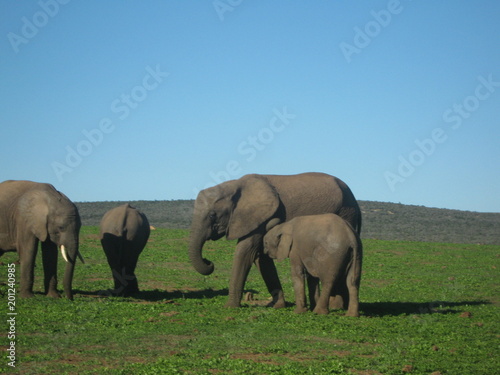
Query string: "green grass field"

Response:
xmin=1 ymin=227 xmax=499 ymax=374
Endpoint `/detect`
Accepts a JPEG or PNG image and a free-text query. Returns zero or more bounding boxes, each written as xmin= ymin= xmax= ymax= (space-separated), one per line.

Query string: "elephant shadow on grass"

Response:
xmin=74 ymin=288 xmax=233 ymax=302
xmin=73 ymin=288 xmax=286 ymax=306
xmin=136 ymin=288 xmax=232 ymax=302
xmin=73 ymin=290 xmax=489 ymax=316
xmin=361 ymin=300 xmax=491 ymax=317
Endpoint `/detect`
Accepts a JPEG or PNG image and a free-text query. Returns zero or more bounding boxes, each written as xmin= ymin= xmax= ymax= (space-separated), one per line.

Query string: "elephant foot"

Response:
xmin=20 ymin=291 xmax=35 ymax=298
xmin=123 ymin=289 xmax=140 ymax=297
xmin=345 ymin=311 xmax=360 ymax=317
xmin=113 ymin=287 xmax=139 ymax=297
xmin=294 ymin=306 xmax=308 ymax=314
xmin=97 ymin=289 xmax=115 ymax=297
xmin=329 ymin=296 xmax=345 ymax=310
xmin=98 ymin=288 xmax=127 ymax=297
xmin=46 ymin=290 xmax=61 ymax=298
xmin=313 ymin=306 xmax=329 ymax=315
xmin=266 ymin=298 xmax=286 ymax=309
xmin=267 ymin=289 xmax=286 ymax=308
xmin=122 ymin=282 xmax=140 ymax=297
xmin=345 ymin=308 xmax=360 ymax=317
xmin=225 ymin=299 xmax=241 ymax=308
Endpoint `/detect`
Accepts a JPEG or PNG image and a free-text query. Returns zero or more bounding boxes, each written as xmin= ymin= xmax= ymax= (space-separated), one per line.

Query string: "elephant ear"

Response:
xmin=227 ymin=175 xmax=279 ymax=240
xmin=276 ymin=233 xmax=293 ymax=261
xmin=20 ymin=191 xmax=49 ymax=242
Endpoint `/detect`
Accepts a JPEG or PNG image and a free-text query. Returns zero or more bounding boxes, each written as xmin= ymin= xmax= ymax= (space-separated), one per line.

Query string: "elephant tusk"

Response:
xmin=60 ymin=245 xmax=69 ymax=263
xmin=77 ymin=251 xmax=85 ymax=264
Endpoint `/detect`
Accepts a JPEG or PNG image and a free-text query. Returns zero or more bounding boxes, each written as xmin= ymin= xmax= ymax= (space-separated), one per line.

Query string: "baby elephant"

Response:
xmin=263 ymin=213 xmax=362 ymax=317
xmin=99 ymin=204 xmax=150 ymax=296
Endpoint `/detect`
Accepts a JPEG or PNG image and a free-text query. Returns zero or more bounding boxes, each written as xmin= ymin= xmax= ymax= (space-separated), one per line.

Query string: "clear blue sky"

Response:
xmin=1 ymin=1 xmax=499 ymax=212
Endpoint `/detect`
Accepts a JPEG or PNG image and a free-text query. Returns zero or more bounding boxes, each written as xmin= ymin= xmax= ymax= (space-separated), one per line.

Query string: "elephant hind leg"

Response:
xmin=121 ymin=240 xmax=142 ymax=295
xmin=345 ymin=268 xmax=360 ymax=317
xmin=313 ymin=278 xmax=335 ymax=315
xmin=102 ymin=236 xmax=131 ymax=295
xmin=110 ymin=265 xmax=138 ymax=296
xmin=329 ymin=278 xmax=349 ymax=310
xmin=307 ymin=274 xmax=319 ymax=311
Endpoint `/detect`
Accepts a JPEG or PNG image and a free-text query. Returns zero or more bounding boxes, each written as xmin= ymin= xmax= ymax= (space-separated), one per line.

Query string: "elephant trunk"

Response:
xmin=59 ymin=243 xmax=79 ymax=300
xmin=188 ymin=232 xmax=215 ymax=276
xmin=63 ymin=258 xmax=75 ymax=300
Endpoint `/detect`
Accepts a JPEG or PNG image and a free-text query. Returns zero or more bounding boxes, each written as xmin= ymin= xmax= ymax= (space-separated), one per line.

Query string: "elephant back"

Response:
xmin=264 ymin=173 xmax=361 ymax=232
xmin=99 ymin=204 xmax=149 ymax=241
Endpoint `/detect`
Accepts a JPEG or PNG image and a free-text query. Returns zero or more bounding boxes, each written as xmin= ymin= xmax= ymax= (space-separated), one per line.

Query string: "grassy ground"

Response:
xmin=1 ymin=227 xmax=499 ymax=374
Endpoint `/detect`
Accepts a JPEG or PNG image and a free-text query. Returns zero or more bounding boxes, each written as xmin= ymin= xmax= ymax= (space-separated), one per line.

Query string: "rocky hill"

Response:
xmin=75 ymin=200 xmax=500 ymax=245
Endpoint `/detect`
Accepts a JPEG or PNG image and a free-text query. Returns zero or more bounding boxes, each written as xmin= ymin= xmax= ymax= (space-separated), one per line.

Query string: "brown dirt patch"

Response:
xmin=350 ymin=370 xmax=383 ymax=375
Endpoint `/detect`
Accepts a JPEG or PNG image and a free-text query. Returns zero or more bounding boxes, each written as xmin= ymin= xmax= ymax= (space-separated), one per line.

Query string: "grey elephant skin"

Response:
xmin=99 ymin=204 xmax=150 ymax=296
xmin=0 ymin=180 xmax=82 ymax=299
xmin=188 ymin=172 xmax=361 ymax=308
xmin=263 ymin=213 xmax=362 ymax=317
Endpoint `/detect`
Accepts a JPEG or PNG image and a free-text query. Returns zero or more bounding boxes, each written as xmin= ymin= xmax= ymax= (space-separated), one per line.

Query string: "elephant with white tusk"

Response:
xmin=60 ymin=244 xmax=85 ymax=264
xmin=188 ymin=172 xmax=361 ymax=309
xmin=0 ymin=180 xmax=83 ymax=299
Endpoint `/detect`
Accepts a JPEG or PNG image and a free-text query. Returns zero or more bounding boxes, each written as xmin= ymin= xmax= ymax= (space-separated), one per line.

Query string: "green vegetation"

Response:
xmin=1 ymin=226 xmax=499 ymax=374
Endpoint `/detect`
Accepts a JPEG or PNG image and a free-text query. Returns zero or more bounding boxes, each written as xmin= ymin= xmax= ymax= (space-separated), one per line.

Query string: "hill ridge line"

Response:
xmin=75 ymin=200 xmax=500 ymax=245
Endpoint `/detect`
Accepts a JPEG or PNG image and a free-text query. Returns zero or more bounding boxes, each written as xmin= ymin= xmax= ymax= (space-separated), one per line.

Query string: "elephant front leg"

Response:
xmin=18 ymin=238 xmax=38 ymax=298
xmin=255 ymin=252 xmax=285 ymax=308
xmin=290 ymin=261 xmax=307 ymax=313
xmin=226 ymin=234 xmax=284 ymax=308
xmin=41 ymin=241 xmax=60 ymax=298
xmin=225 ymin=237 xmax=256 ymax=308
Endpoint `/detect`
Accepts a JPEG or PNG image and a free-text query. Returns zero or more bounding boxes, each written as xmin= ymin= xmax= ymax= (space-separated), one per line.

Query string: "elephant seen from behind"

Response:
xmin=188 ymin=172 xmax=361 ymax=309
xmin=263 ymin=213 xmax=362 ymax=317
xmin=0 ymin=180 xmax=83 ymax=299
xmin=99 ymin=204 xmax=150 ymax=296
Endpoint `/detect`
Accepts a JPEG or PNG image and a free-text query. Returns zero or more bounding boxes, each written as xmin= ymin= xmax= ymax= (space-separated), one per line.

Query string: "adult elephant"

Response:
xmin=99 ymin=204 xmax=150 ymax=296
xmin=189 ymin=172 xmax=361 ymax=308
xmin=0 ymin=180 xmax=83 ymax=299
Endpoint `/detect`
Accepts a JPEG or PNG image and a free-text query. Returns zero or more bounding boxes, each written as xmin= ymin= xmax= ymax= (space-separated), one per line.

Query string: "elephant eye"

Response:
xmin=208 ymin=212 xmax=216 ymax=221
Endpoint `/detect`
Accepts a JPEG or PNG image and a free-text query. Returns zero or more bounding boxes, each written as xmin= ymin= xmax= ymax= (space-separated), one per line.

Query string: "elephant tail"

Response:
xmin=356 ymin=237 xmax=363 ymax=281
xmin=355 ymin=211 xmax=362 ymax=235
xmin=349 ymin=234 xmax=363 ymax=286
